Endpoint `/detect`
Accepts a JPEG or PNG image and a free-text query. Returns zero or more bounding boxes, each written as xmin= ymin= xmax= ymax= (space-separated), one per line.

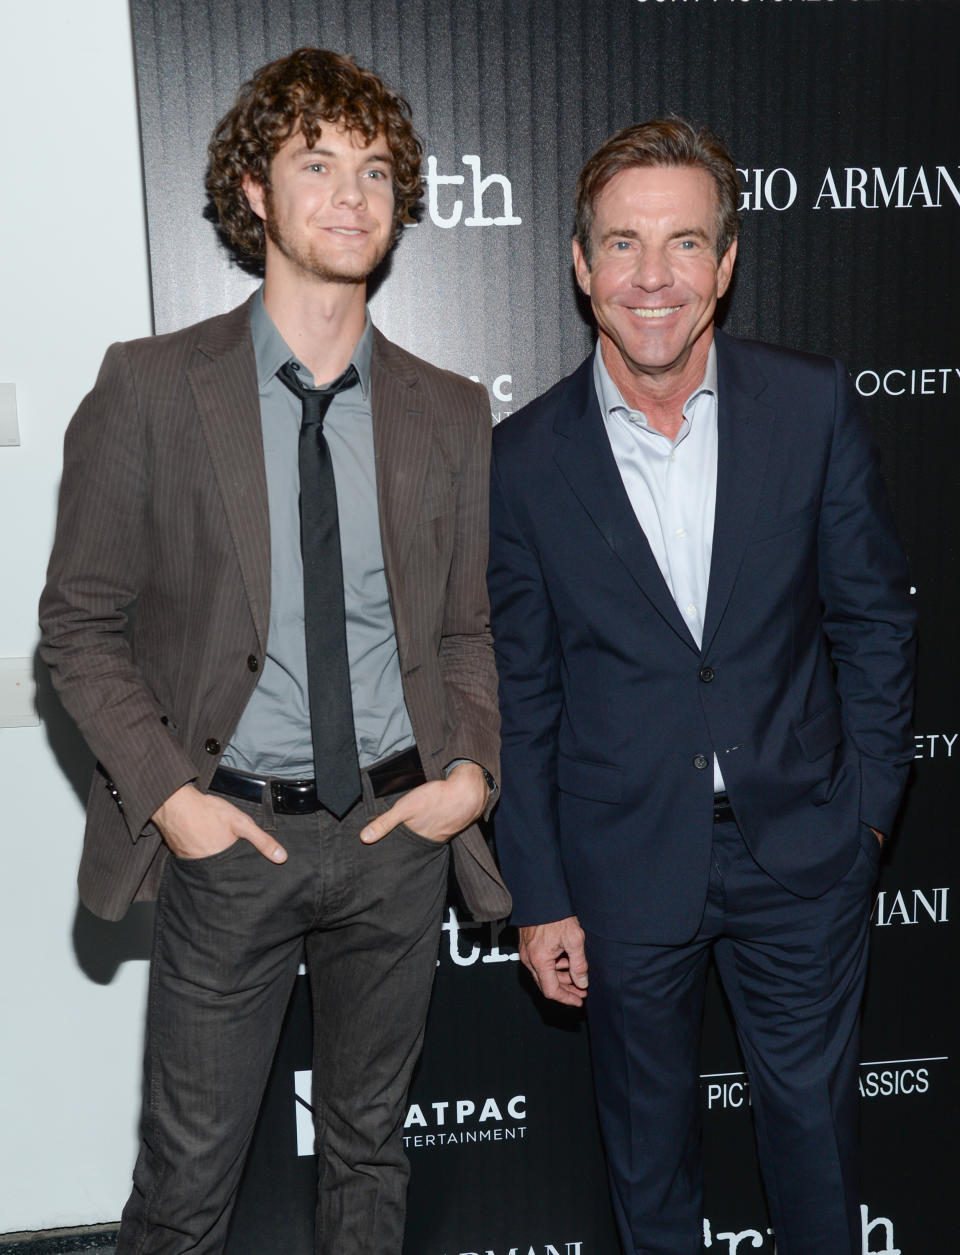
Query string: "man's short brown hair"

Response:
xmin=574 ymin=117 xmax=740 ymax=265
xmin=206 ymin=48 xmax=422 ymax=264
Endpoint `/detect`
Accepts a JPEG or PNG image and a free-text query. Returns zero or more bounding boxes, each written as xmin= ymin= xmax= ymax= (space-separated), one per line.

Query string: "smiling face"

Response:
xmin=573 ymin=164 xmax=736 ymax=402
xmin=243 ymin=124 xmax=396 ymax=287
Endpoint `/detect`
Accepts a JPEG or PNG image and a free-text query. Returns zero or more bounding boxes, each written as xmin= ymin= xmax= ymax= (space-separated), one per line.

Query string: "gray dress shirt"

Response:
xmin=222 ymin=290 xmax=415 ymax=777
xmin=594 ymin=341 xmax=725 ymax=792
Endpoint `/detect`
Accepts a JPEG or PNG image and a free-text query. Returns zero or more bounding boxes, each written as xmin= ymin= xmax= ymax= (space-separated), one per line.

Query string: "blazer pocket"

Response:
xmin=557 ymin=754 xmax=623 ymax=803
xmin=748 ymin=500 xmax=819 ymax=545
xmin=794 ymin=702 xmax=843 ymax=761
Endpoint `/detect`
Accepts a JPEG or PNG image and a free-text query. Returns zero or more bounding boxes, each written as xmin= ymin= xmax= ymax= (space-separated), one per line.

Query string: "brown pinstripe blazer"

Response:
xmin=39 ymin=297 xmax=510 ymax=922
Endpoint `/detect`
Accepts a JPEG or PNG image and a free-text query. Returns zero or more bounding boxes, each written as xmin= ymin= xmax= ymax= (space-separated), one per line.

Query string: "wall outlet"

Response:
xmin=0 ymin=658 xmax=39 ymax=727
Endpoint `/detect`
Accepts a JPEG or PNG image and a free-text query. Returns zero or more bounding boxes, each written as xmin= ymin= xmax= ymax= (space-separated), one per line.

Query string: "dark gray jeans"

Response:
xmin=116 ymin=772 xmax=449 ymax=1255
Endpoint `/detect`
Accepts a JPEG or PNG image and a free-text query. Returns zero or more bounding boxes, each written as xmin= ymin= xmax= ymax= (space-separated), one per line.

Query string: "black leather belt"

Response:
xmin=210 ymin=746 xmax=426 ymax=816
xmin=713 ymin=792 xmax=736 ymax=825
xmin=367 ymin=746 xmax=427 ymax=797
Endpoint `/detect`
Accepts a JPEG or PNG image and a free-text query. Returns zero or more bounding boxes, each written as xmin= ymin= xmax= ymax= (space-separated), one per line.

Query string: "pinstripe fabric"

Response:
xmin=39 ymin=299 xmax=509 ymax=922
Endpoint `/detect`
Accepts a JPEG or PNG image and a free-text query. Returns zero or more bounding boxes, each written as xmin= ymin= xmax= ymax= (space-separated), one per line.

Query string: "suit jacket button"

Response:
xmin=205 ymin=738 xmax=221 ymax=755
xmin=247 ymin=655 xmax=260 ymax=672
xmin=693 ymin=754 xmax=710 ymax=770
xmin=699 ymin=666 xmax=715 ymax=683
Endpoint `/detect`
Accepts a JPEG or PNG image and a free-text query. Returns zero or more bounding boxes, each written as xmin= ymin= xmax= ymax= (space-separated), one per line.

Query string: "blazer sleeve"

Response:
xmin=818 ymin=359 xmax=917 ymax=836
xmin=436 ymin=384 xmax=501 ymax=805
xmin=38 ymin=343 xmax=198 ymax=841
xmin=487 ymin=435 xmax=574 ymax=925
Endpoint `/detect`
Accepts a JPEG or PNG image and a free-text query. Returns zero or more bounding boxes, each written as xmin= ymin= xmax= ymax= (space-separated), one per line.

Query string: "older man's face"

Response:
xmin=573 ymin=164 xmax=736 ymax=398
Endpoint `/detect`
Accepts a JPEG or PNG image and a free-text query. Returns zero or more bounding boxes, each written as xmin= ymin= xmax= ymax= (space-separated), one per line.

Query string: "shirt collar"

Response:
xmin=593 ymin=339 xmax=718 ymax=426
xmin=250 ymin=286 xmax=373 ymax=399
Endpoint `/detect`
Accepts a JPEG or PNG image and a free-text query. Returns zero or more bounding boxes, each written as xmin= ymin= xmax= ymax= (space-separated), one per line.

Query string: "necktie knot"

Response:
xmin=277 ymin=361 xmax=359 ymax=427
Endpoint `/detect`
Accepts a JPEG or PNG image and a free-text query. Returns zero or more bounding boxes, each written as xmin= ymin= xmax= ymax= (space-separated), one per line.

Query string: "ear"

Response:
xmin=572 ymin=238 xmax=592 ymax=297
xmin=716 ymin=237 xmax=737 ymax=299
xmin=242 ymin=173 xmax=268 ymax=223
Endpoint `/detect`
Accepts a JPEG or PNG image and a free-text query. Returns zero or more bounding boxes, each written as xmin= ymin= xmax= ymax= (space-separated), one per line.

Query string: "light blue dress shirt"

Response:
xmin=594 ymin=341 xmax=725 ymax=792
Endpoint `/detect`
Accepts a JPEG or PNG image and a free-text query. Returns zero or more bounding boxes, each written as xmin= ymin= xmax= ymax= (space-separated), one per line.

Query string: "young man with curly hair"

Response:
xmin=40 ymin=47 xmax=508 ymax=1255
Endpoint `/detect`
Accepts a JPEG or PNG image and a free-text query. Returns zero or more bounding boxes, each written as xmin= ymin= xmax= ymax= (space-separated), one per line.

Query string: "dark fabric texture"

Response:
xmin=585 ymin=820 xmax=879 ymax=1255
xmin=489 ymin=331 xmax=915 ymax=944
xmin=116 ymin=783 xmax=449 ymax=1255
xmin=277 ymin=360 xmax=361 ymax=815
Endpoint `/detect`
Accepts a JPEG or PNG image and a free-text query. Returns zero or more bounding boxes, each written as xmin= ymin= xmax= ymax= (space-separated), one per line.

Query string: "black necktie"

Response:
xmin=277 ymin=360 xmax=361 ymax=817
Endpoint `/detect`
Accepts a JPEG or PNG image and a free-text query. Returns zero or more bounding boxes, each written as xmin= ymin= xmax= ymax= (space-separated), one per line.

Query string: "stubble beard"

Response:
xmin=264 ymin=195 xmax=393 ymax=286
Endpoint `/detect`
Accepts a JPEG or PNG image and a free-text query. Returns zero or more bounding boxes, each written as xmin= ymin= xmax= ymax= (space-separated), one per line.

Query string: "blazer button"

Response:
xmin=693 ymin=754 xmax=710 ymax=770
xmin=247 ymin=655 xmax=260 ymax=672
xmin=205 ymin=738 xmax=221 ymax=755
xmin=699 ymin=666 xmax=715 ymax=683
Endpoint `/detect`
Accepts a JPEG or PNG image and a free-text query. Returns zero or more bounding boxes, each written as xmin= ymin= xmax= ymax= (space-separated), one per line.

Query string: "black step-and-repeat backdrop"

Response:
xmin=129 ymin=2 xmax=957 ymax=1251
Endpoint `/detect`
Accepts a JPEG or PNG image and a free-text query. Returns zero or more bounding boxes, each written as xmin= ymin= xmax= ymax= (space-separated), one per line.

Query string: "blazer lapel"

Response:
xmin=553 ymin=359 xmax=699 ymax=652
xmin=369 ymin=331 xmax=431 ymax=632
xmin=701 ymin=331 xmax=774 ymax=655
xmin=189 ymin=299 xmax=271 ymax=652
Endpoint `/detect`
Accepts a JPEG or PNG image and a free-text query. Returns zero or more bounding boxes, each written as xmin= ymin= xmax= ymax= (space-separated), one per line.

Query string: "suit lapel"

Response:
xmin=189 ymin=299 xmax=271 ymax=652
xmin=701 ymin=331 xmax=774 ymax=654
xmin=553 ymin=359 xmax=699 ymax=652
xmin=369 ymin=331 xmax=430 ymax=630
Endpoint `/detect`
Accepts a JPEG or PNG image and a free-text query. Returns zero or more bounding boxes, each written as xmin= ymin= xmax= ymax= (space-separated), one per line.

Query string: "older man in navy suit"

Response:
xmin=488 ymin=118 xmax=915 ymax=1255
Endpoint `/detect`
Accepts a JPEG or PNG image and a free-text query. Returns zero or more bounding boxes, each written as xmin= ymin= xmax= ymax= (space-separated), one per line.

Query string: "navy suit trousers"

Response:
xmin=584 ymin=816 xmax=881 ymax=1255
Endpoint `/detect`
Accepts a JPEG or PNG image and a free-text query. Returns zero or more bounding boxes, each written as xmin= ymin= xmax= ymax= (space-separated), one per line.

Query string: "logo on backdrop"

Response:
xmin=700 ymin=1057 xmax=948 ymax=1110
xmin=469 ymin=373 xmax=514 ymax=425
xmin=417 ymin=157 xmax=960 ymax=229
xmin=814 ymin=166 xmax=960 ymax=210
xmin=854 ymin=370 xmax=960 ymax=398
xmin=738 ymin=167 xmax=798 ymax=212
xmin=735 ymin=166 xmax=960 ymax=214
xmin=913 ymin=732 xmax=960 ymax=759
xmin=872 ymin=887 xmax=949 ymax=927
xmin=441 ymin=1244 xmax=583 ymax=1255
xmin=425 ymin=156 xmax=522 ymax=228
xmin=700 ymin=1071 xmax=753 ymax=1112
xmin=403 ymin=1092 xmax=527 ymax=1150
xmin=858 ymin=1057 xmax=948 ymax=1099
xmin=438 ymin=906 xmax=520 ymax=969
xmin=291 ymin=1075 xmax=526 ymax=1155
xmin=703 ymin=1206 xmax=900 ymax=1254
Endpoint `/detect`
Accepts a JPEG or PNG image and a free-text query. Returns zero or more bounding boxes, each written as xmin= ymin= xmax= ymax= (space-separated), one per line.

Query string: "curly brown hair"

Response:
xmin=206 ymin=48 xmax=423 ymax=263
xmin=574 ymin=117 xmax=740 ymax=266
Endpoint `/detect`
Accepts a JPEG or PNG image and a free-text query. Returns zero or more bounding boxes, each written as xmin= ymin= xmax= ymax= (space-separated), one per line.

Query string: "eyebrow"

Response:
xmin=599 ymin=226 xmax=712 ymax=245
xmin=292 ymin=145 xmax=393 ymax=167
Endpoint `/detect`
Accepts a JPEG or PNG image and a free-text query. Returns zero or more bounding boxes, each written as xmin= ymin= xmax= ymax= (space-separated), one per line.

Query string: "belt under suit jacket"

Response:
xmin=40 ymin=298 xmax=510 ymax=923
xmin=488 ymin=330 xmax=916 ymax=945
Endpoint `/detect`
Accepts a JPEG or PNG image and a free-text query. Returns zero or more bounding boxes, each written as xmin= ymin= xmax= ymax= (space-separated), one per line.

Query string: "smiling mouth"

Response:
xmin=629 ymin=306 xmax=681 ymax=319
xmin=326 ymin=227 xmax=367 ymax=236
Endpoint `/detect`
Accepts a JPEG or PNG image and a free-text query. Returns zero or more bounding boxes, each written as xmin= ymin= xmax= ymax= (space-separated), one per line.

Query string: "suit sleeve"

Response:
xmin=38 ymin=343 xmax=198 ymax=841
xmin=818 ymin=359 xmax=917 ymax=836
xmin=487 ymin=436 xmax=574 ymax=925
xmin=436 ymin=385 xmax=501 ymax=807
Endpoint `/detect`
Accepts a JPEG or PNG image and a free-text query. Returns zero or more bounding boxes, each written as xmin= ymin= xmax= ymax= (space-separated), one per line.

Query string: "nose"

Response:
xmin=632 ymin=245 xmax=673 ymax=291
xmin=332 ymin=172 xmax=366 ymax=209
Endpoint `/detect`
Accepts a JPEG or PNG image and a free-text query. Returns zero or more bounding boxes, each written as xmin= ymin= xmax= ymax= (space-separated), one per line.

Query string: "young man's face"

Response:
xmin=573 ymin=164 xmax=736 ymax=391
xmin=244 ymin=123 xmax=396 ymax=285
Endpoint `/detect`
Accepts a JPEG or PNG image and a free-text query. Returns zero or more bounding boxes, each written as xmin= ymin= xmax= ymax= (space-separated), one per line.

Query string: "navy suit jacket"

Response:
xmin=488 ymin=330 xmax=916 ymax=944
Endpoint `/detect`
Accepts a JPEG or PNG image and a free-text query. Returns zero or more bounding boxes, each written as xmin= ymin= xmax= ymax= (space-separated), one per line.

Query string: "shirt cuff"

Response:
xmin=444 ymin=757 xmax=499 ymax=802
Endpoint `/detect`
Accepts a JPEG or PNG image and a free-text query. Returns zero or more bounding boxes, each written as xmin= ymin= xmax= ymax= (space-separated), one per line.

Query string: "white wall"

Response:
xmin=0 ymin=0 xmax=154 ymax=1232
